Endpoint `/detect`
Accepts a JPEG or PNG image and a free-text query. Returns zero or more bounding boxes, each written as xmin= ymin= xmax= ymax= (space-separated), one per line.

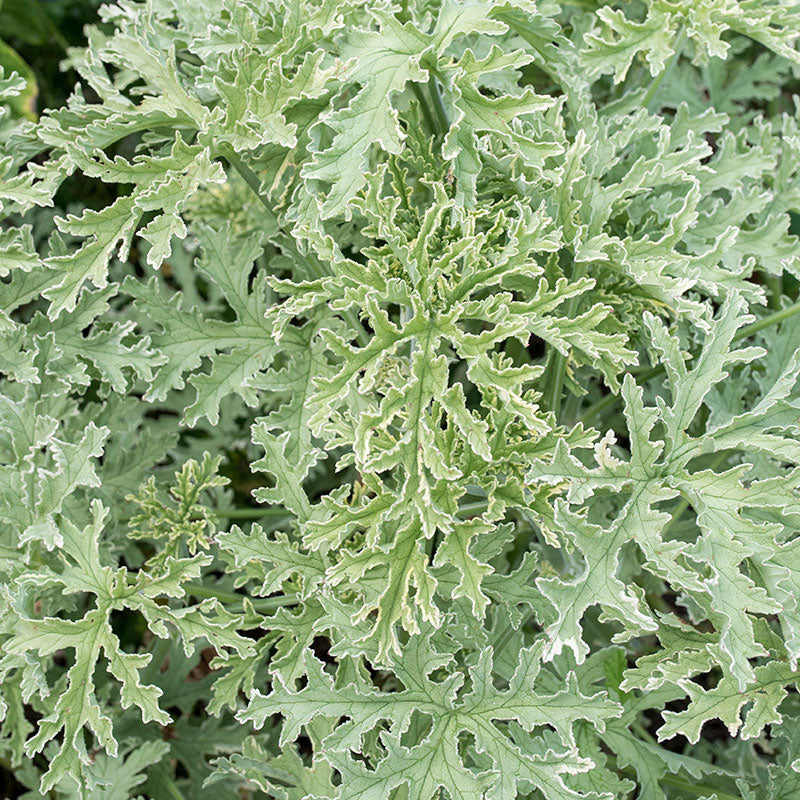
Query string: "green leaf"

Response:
xmin=0 ymin=44 xmax=37 ymax=120
xmin=530 ymin=293 xmax=800 ymax=690
xmin=240 ymin=636 xmax=621 ymax=800
xmin=2 ymin=501 xmax=253 ymax=796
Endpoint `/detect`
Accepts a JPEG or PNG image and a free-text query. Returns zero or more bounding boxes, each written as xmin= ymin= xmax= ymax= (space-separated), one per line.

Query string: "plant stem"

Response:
xmin=184 ymin=581 xmax=297 ymax=612
xmin=659 ymin=773 xmax=742 ymax=800
xmin=176 ymin=50 xmax=202 ymax=66
xmin=160 ymin=773 xmax=189 ymax=800
xmin=642 ymin=26 xmax=686 ymax=111
xmin=581 ymin=298 xmax=800 ymax=425
xmin=149 ymin=635 xmax=174 ymax=674
xmin=216 ymin=506 xmax=289 ymax=520
xmin=737 ymin=297 xmax=800 ymax=339
xmin=25 ymin=0 xmax=71 ymax=52
xmin=409 ymin=82 xmax=439 ymax=138
xmin=767 ymin=274 xmax=783 ymax=309
xmin=602 ymin=752 xmax=744 ymax=800
xmin=545 ymin=351 xmax=567 ymax=415
xmin=222 ymin=148 xmax=370 ymax=347
xmin=223 ymin=149 xmax=280 ymax=228
xmin=428 ymin=75 xmax=450 ymax=136
xmin=388 ymin=156 xmax=413 ymax=213
xmin=456 ymin=499 xmax=490 ymax=518
xmin=545 ymin=261 xmax=588 ymax=415
xmin=492 ymin=618 xmax=520 ymax=659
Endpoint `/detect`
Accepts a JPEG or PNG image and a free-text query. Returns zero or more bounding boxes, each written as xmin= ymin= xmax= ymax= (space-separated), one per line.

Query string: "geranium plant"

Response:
xmin=1 ymin=1 xmax=800 ymax=798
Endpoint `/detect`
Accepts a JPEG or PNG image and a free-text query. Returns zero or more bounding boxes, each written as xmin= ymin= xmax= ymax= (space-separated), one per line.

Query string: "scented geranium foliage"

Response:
xmin=1 ymin=0 xmax=800 ymax=798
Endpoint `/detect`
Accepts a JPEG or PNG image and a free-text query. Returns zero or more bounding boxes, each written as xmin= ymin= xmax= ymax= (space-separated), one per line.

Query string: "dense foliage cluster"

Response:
xmin=2 ymin=1 xmax=800 ymax=798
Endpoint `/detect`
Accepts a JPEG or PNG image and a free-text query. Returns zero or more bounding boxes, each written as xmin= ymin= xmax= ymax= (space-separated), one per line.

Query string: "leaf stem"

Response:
xmin=737 ymin=297 xmax=800 ymax=339
xmin=215 ymin=506 xmax=289 ymax=520
xmin=456 ymin=499 xmax=490 ymax=518
xmin=659 ymin=773 xmax=742 ymax=800
xmin=25 ymin=0 xmax=71 ymax=52
xmin=603 ymin=752 xmax=744 ymax=800
xmin=545 ymin=349 xmax=568 ymax=417
xmin=222 ymin=148 xmax=369 ymax=347
xmin=387 ymin=156 xmax=413 ymax=213
xmin=222 ymin=149 xmax=280 ymax=227
xmin=493 ymin=618 xmax=520 ymax=659
xmin=642 ymin=26 xmax=686 ymax=111
xmin=160 ymin=774 xmax=189 ymax=800
xmin=409 ymin=82 xmax=439 ymax=138
xmin=428 ymin=75 xmax=450 ymax=136
xmin=184 ymin=582 xmax=297 ymax=612
xmin=544 ymin=261 xmax=588 ymax=415
xmin=767 ymin=274 xmax=783 ymax=310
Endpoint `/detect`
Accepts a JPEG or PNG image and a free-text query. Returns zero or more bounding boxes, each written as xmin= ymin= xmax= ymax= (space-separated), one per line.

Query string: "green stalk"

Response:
xmin=601 ymin=753 xmax=744 ymax=800
xmin=216 ymin=506 xmax=289 ymax=520
xmin=641 ymin=26 xmax=686 ymax=111
xmin=184 ymin=581 xmax=297 ymax=612
xmin=767 ymin=274 xmax=784 ymax=309
xmin=581 ymin=298 xmax=800 ymax=425
xmin=545 ymin=349 xmax=568 ymax=415
xmin=428 ymin=75 xmax=450 ymax=136
xmin=388 ymin=156 xmax=413 ymax=213
xmin=456 ymin=499 xmax=490 ymax=518
xmin=738 ymin=297 xmax=800 ymax=338
xmin=410 ymin=76 xmax=449 ymax=138
xmin=176 ymin=50 xmax=202 ymax=66
xmin=158 ymin=772 xmax=189 ymax=800
xmin=409 ymin=82 xmax=439 ymax=138
xmin=22 ymin=0 xmax=72 ymax=52
xmin=492 ymin=617 xmax=520 ymax=659
xmin=544 ymin=261 xmax=588 ymax=415
xmin=148 ymin=636 xmax=174 ymax=674
xmin=222 ymin=149 xmax=281 ymax=228
xmin=222 ymin=148 xmax=370 ymax=347
xmin=659 ymin=773 xmax=742 ymax=800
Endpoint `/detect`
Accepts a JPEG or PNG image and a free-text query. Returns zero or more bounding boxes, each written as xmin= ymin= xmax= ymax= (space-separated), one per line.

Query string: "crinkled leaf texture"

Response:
xmin=0 ymin=0 xmax=799 ymax=799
